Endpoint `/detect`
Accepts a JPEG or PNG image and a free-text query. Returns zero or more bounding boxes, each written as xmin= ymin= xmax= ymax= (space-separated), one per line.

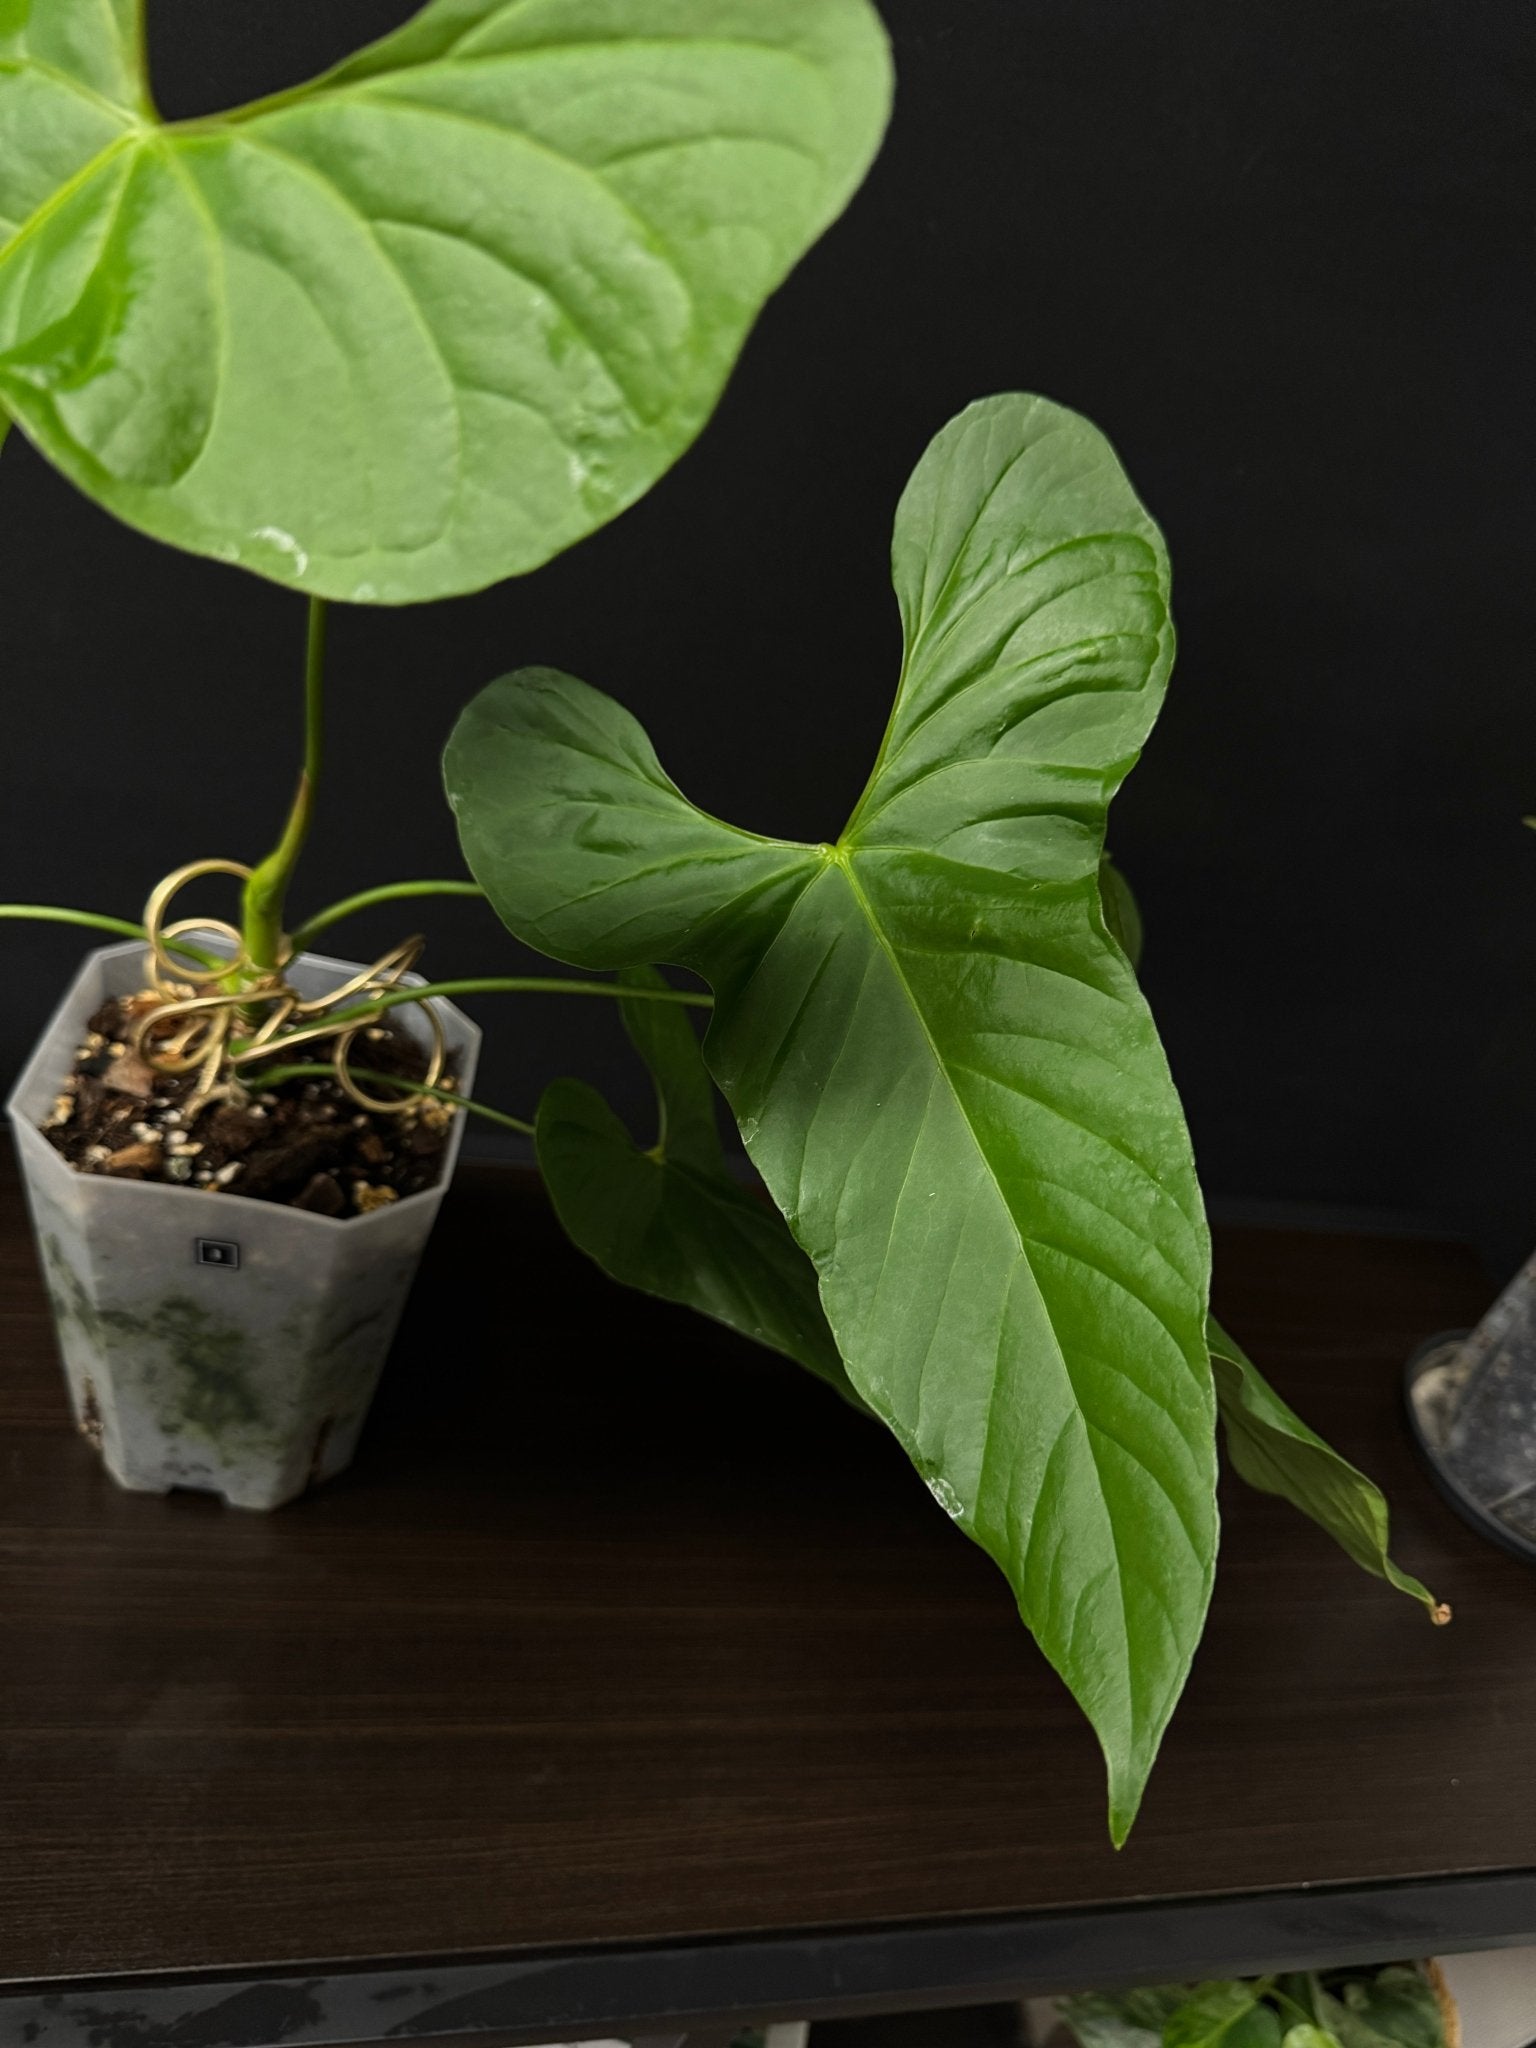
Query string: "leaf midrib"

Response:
xmin=830 ymin=845 xmax=1074 ymax=1388
xmin=829 ymin=843 xmax=1146 ymax=1752
xmin=0 ymin=126 xmax=136 ymax=267
xmin=0 ymin=52 xmax=140 ymax=127
xmin=231 ymin=34 xmax=828 ymax=128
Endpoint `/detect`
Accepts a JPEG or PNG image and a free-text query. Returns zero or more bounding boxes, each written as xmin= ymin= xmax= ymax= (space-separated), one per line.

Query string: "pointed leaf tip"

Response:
xmin=1210 ymin=1316 xmax=1439 ymax=1616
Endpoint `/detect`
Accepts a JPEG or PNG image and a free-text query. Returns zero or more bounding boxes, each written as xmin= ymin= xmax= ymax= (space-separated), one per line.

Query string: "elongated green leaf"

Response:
xmin=538 ymin=965 xmax=860 ymax=1404
xmin=0 ymin=0 xmax=891 ymax=601
xmin=448 ymin=394 xmax=1218 ymax=1841
xmin=1208 ymin=1318 xmax=1443 ymax=1618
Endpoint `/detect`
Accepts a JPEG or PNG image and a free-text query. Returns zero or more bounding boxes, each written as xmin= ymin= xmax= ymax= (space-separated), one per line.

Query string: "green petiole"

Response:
xmin=0 ymin=904 xmax=221 ymax=971
xmin=0 ymin=905 xmax=147 ymax=944
xmin=288 ymin=880 xmax=486 ymax=952
xmin=243 ymin=596 xmax=327 ymax=973
xmin=231 ymin=974 xmax=711 ymax=1063
xmin=240 ymin=1061 xmax=536 ymax=1138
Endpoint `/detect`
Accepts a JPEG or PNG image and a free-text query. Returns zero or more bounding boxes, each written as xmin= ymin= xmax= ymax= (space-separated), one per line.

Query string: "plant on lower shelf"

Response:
xmin=1061 ymin=1963 xmax=1453 ymax=2048
xmin=445 ymin=391 xmax=1445 ymax=1841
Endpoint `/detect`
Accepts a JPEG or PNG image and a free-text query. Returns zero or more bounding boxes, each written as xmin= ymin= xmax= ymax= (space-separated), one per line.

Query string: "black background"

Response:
xmin=4 ymin=3 xmax=1533 ymax=1268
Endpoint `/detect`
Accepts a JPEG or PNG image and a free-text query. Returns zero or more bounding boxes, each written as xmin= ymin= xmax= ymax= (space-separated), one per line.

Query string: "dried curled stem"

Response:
xmin=133 ymin=859 xmax=444 ymax=1118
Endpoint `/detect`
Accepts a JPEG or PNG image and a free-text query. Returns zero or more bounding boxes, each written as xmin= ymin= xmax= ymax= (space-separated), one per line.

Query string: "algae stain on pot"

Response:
xmin=38 ymin=1232 xmax=268 ymax=1448
xmin=40 ymin=1231 xmax=110 ymax=1358
xmin=133 ymin=1298 xmax=268 ymax=1439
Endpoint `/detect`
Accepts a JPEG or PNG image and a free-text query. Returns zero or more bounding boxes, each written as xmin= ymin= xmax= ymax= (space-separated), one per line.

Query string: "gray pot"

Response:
xmin=1406 ymin=1247 xmax=1536 ymax=1561
xmin=6 ymin=940 xmax=480 ymax=1511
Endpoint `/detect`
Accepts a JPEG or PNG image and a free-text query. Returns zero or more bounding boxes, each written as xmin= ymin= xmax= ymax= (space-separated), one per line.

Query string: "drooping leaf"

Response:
xmin=1093 ymin=857 xmax=1435 ymax=1622
xmin=448 ymin=393 xmax=1218 ymax=1842
xmin=537 ymin=965 xmax=861 ymax=1405
xmin=1208 ymin=1318 xmax=1443 ymax=1618
xmin=0 ymin=0 xmax=891 ymax=601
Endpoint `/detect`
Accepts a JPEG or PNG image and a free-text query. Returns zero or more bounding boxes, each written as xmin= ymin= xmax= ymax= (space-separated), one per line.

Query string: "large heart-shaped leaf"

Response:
xmin=0 ymin=0 xmax=891 ymax=601
xmin=1208 ymin=1318 xmax=1443 ymax=1618
xmin=538 ymin=965 xmax=861 ymax=1405
xmin=448 ymin=394 xmax=1219 ymax=1840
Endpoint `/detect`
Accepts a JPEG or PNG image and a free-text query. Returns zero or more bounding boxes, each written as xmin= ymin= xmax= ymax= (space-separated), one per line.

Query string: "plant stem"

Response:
xmin=0 ymin=905 xmax=219 ymax=969
xmin=327 ymin=975 xmax=711 ymax=1026
xmin=230 ymin=975 xmax=711 ymax=1063
xmin=240 ymin=1062 xmax=536 ymax=1138
xmin=0 ymin=905 xmax=146 ymax=943
xmin=243 ymin=596 xmax=327 ymax=973
xmin=289 ymin=880 xmax=485 ymax=952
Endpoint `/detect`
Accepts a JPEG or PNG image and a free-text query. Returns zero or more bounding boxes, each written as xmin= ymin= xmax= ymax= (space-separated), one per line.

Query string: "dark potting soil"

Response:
xmin=41 ymin=992 xmax=458 ymax=1215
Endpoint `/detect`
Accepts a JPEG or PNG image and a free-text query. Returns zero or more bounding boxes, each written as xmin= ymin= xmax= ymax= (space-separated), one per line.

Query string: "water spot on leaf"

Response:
xmin=925 ymin=1472 xmax=963 ymax=1519
xmin=251 ymin=525 xmax=310 ymax=576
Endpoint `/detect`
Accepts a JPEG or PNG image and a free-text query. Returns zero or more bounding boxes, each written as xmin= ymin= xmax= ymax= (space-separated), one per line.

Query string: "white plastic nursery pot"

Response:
xmin=6 ymin=940 xmax=480 ymax=1512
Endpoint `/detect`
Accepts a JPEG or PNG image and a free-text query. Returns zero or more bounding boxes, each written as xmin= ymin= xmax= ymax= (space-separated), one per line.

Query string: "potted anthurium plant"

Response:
xmin=1 ymin=1 xmax=1438 ymax=1850
xmin=0 ymin=0 xmax=892 ymax=1506
xmin=442 ymin=392 xmax=1448 ymax=1842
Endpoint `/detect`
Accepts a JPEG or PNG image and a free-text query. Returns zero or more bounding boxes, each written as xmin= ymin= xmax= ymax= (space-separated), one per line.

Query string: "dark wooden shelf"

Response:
xmin=3 ymin=1154 xmax=1533 ymax=2046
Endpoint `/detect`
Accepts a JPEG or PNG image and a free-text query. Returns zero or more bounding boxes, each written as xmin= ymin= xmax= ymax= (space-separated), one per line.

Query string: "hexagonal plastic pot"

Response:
xmin=6 ymin=940 xmax=480 ymax=1511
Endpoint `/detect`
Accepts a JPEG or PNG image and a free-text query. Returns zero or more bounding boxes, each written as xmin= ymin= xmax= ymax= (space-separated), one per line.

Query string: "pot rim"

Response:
xmin=6 ymin=935 xmax=482 ymax=1232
